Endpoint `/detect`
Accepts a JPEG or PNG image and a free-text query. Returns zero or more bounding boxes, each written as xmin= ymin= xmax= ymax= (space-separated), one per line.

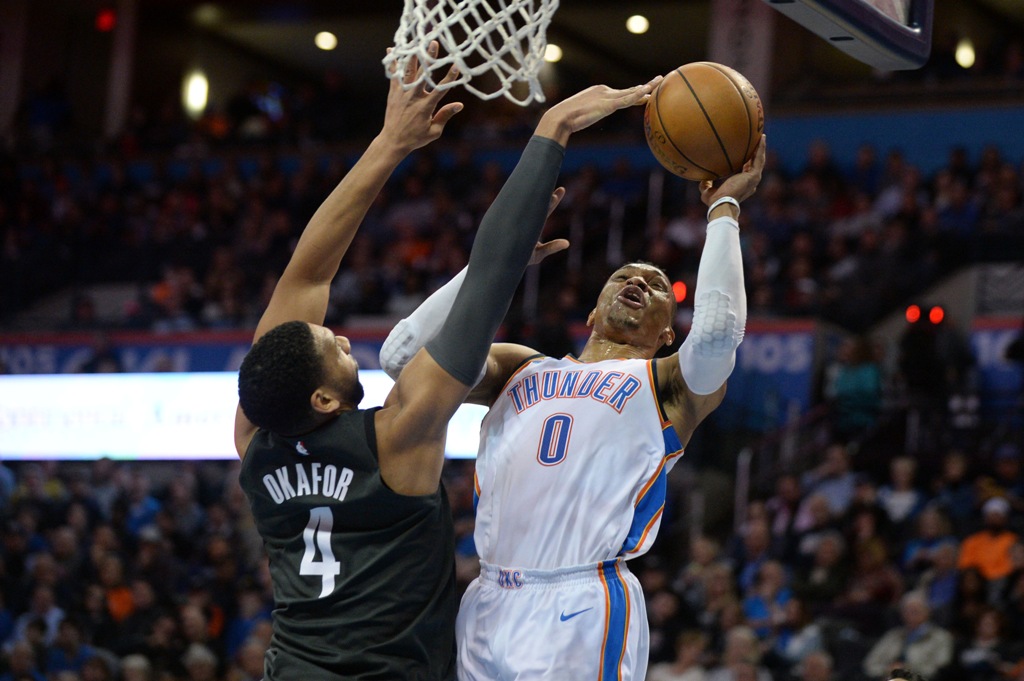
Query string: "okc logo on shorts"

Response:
xmin=497 ymin=569 xmax=524 ymax=589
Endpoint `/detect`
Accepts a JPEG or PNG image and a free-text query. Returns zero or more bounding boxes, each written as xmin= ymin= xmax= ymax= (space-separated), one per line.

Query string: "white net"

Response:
xmin=384 ymin=0 xmax=560 ymax=106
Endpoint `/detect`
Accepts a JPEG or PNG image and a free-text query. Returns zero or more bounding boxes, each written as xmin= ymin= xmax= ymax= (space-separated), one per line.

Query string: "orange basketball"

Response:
xmin=644 ymin=62 xmax=764 ymax=182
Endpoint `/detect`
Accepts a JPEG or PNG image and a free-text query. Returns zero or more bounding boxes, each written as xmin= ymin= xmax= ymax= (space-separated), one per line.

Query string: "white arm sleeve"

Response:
xmin=379 ymin=268 xmax=472 ymax=380
xmin=678 ymin=215 xmax=747 ymax=395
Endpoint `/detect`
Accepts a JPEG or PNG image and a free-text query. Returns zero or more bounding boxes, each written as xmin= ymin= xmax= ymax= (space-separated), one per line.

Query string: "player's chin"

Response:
xmin=605 ymin=309 xmax=643 ymax=332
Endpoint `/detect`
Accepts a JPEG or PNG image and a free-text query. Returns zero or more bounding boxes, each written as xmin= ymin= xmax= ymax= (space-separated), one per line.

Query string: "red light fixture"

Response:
xmin=905 ymin=304 xmax=921 ymax=323
xmin=95 ymin=8 xmax=117 ymax=32
xmin=673 ymin=281 xmax=687 ymax=303
xmin=929 ymin=306 xmax=945 ymax=324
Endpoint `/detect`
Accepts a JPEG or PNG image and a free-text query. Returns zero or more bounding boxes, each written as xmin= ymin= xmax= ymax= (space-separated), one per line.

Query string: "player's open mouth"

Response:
xmin=617 ymin=285 xmax=646 ymax=310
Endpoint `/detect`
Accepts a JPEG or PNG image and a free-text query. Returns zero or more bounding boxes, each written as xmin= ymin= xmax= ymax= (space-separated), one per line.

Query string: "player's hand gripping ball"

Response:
xmin=644 ymin=62 xmax=764 ymax=181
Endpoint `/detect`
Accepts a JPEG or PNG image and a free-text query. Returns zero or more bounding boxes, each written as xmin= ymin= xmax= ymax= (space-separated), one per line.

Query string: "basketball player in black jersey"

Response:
xmin=232 ymin=42 xmax=662 ymax=681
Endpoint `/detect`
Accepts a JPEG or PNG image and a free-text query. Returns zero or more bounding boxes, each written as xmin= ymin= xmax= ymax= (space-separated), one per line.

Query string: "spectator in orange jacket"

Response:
xmin=957 ymin=496 xmax=1019 ymax=582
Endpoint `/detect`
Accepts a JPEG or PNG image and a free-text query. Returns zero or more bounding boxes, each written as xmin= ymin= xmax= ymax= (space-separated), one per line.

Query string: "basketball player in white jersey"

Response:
xmin=380 ymin=135 xmax=766 ymax=680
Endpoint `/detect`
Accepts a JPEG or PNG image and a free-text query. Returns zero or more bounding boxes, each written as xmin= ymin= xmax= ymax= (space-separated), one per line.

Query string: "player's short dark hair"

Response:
xmin=238 ymin=320 xmax=324 ymax=435
xmin=888 ymin=669 xmax=927 ymax=681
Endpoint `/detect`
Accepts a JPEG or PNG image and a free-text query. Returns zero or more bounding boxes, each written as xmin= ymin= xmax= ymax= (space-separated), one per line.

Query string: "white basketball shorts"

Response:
xmin=456 ymin=559 xmax=649 ymax=680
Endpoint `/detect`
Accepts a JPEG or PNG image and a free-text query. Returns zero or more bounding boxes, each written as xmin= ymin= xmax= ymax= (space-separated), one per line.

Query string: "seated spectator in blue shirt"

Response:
xmin=771 ymin=598 xmax=825 ymax=676
xmin=902 ymin=504 xmax=956 ymax=574
xmin=913 ymin=539 xmax=960 ymax=628
xmin=45 ymin=618 xmax=95 ymax=676
xmin=742 ymin=560 xmax=792 ymax=641
xmin=801 ymin=444 xmax=856 ymax=516
xmin=730 ymin=518 xmax=780 ymax=594
xmin=121 ymin=471 xmax=161 ymax=538
xmin=931 ymin=450 xmax=976 ymax=533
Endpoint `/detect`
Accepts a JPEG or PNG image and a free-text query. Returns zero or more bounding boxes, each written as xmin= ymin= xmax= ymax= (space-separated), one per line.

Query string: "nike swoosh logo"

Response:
xmin=559 ymin=608 xmax=593 ymax=622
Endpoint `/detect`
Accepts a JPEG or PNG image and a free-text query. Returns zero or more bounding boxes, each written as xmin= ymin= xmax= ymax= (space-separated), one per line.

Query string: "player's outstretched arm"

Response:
xmin=375 ymin=79 xmax=661 ymax=495
xmin=249 ymin=44 xmax=461 ymax=344
xmin=234 ymin=43 xmax=460 ymax=452
xmin=658 ymin=135 xmax=766 ymax=444
xmin=378 ymin=77 xmax=664 ymax=410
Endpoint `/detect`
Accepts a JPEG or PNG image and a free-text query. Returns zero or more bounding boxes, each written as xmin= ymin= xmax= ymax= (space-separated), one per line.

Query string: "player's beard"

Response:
xmin=346 ymin=379 xmax=365 ymax=407
xmin=333 ymin=370 xmax=365 ymax=408
xmin=328 ymin=367 xmax=364 ymax=409
xmin=605 ymin=305 xmax=643 ymax=331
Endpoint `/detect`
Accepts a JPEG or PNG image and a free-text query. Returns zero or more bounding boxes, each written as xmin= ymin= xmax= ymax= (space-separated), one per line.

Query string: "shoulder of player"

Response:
xmin=466 ymin=342 xmax=542 ymax=405
xmin=491 ymin=342 xmax=544 ymax=369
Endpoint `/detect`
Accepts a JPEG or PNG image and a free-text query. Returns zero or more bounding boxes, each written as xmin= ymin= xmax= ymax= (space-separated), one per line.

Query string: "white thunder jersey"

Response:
xmin=473 ymin=355 xmax=684 ymax=569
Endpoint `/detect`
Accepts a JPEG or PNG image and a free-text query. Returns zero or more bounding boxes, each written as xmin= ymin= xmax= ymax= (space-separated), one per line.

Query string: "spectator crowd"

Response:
xmin=3 ymin=104 xmax=1024 ymax=338
xmin=1 ymin=435 xmax=1023 ymax=680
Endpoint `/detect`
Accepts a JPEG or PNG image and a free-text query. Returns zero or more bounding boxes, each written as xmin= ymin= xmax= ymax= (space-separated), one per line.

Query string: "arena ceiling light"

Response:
xmin=315 ymin=31 xmax=338 ymax=51
xmin=626 ymin=15 xmax=650 ymax=35
xmin=182 ymin=70 xmax=209 ymax=120
xmin=955 ymin=37 xmax=975 ymax=68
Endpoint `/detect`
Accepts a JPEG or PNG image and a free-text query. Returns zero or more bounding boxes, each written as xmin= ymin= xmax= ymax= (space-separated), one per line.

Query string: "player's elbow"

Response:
xmin=378 ymin=351 xmax=405 ymax=381
xmin=689 ymin=290 xmax=746 ymax=356
xmin=679 ymin=345 xmax=737 ymax=395
xmin=679 ymin=291 xmax=745 ymax=395
xmin=379 ymin=319 xmax=417 ymax=381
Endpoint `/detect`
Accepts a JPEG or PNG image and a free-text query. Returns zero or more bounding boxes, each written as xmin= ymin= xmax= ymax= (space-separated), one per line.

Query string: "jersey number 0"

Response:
xmin=537 ymin=413 xmax=573 ymax=466
xmin=301 ymin=507 xmax=341 ymax=598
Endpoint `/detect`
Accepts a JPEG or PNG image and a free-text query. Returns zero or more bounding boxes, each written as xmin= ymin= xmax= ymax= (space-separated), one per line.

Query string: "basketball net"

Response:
xmin=384 ymin=0 xmax=560 ymax=106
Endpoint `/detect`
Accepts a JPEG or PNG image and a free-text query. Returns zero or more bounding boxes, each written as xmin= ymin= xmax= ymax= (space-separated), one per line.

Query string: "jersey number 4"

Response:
xmin=301 ymin=507 xmax=341 ymax=598
xmin=537 ymin=413 xmax=573 ymax=466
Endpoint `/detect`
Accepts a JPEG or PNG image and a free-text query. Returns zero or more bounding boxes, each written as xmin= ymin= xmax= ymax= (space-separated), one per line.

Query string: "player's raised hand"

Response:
xmin=382 ymin=41 xmax=464 ymax=153
xmin=536 ymin=76 xmax=663 ymax=145
xmin=700 ymin=134 xmax=767 ymax=207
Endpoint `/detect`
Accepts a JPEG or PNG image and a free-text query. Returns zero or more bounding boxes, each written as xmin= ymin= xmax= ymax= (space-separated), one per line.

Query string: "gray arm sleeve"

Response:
xmin=425 ymin=136 xmax=565 ymax=385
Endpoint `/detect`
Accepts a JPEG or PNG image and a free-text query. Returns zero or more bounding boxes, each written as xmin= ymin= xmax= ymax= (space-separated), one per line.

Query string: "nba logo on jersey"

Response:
xmin=295 ymin=441 xmax=309 ymax=456
xmin=497 ymin=569 xmax=524 ymax=589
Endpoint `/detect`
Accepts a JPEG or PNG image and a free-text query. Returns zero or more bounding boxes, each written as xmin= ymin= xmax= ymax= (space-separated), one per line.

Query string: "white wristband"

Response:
xmin=706 ymin=196 xmax=740 ymax=221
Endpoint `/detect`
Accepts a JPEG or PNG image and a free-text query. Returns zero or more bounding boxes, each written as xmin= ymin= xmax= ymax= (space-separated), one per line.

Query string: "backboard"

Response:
xmin=762 ymin=0 xmax=933 ymax=70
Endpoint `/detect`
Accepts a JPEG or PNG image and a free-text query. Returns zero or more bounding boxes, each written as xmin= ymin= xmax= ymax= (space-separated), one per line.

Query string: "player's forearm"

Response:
xmin=678 ymin=213 xmax=747 ymax=395
xmin=284 ymin=136 xmax=407 ymax=285
xmin=425 ymin=136 xmax=565 ymax=385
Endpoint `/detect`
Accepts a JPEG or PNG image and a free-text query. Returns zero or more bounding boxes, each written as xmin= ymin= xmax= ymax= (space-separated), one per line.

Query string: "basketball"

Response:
xmin=644 ymin=62 xmax=764 ymax=181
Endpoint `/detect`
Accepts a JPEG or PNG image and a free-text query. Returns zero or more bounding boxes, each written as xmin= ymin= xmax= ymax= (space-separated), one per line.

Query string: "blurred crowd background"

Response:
xmin=4 ymin=47 xmax=1024 ymax=336
xmin=2 ymin=430 xmax=1024 ymax=681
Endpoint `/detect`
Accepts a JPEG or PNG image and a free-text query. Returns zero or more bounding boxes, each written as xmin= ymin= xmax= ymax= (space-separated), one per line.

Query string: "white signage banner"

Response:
xmin=0 ymin=371 xmax=485 ymax=460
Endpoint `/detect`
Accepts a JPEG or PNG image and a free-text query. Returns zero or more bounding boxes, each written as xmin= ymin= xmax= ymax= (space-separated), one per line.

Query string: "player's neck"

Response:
xmin=577 ymin=336 xmax=653 ymax=363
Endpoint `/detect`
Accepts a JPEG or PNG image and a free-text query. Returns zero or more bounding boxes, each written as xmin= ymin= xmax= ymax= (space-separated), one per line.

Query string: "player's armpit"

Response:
xmin=654 ymin=354 xmax=727 ymax=449
xmin=376 ymin=348 xmax=474 ymax=496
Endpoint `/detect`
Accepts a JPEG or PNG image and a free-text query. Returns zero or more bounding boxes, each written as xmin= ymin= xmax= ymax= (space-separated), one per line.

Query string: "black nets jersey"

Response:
xmin=239 ymin=408 xmax=457 ymax=680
